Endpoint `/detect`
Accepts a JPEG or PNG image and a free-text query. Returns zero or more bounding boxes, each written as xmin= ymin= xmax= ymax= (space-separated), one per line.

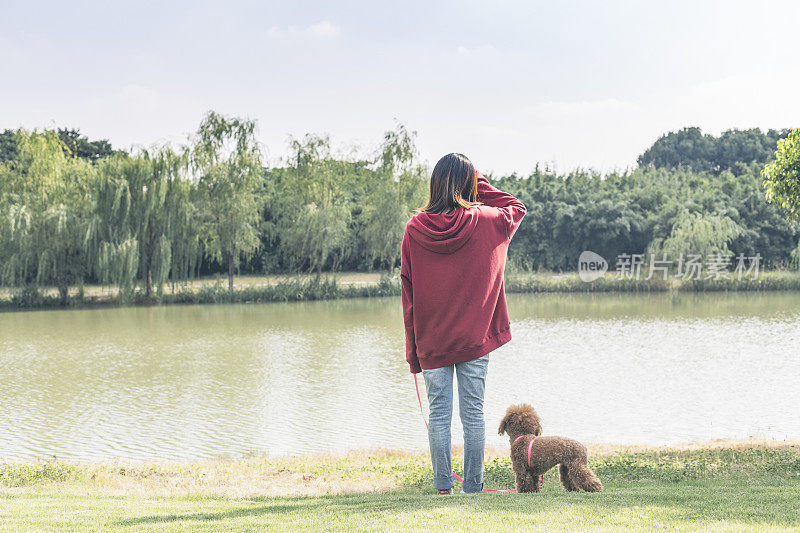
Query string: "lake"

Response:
xmin=1 ymin=292 xmax=799 ymax=461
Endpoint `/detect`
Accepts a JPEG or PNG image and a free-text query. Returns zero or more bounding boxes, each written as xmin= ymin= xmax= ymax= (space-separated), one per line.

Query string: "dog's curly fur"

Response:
xmin=498 ymin=404 xmax=602 ymax=493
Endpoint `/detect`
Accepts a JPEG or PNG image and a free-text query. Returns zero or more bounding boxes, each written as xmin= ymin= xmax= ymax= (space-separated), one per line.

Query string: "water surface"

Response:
xmin=1 ymin=292 xmax=798 ymax=461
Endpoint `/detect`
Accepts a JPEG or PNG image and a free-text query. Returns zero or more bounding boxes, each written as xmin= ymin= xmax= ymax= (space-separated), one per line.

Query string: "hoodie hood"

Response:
xmin=406 ymin=206 xmax=479 ymax=254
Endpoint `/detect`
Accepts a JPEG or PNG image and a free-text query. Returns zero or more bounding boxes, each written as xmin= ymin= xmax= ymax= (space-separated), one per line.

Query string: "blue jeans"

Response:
xmin=422 ymin=353 xmax=489 ymax=493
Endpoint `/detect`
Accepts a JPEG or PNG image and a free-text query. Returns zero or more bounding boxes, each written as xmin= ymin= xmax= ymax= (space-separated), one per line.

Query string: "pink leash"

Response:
xmin=414 ymin=373 xmax=429 ymax=430
xmin=414 ymin=374 xmax=525 ymax=493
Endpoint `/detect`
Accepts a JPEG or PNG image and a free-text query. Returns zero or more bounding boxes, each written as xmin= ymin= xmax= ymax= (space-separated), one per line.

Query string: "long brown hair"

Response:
xmin=415 ymin=153 xmax=483 ymax=214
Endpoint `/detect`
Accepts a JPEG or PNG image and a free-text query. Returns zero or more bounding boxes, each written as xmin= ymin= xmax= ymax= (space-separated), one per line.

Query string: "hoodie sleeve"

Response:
xmin=400 ymin=229 xmax=421 ymax=374
xmin=476 ymin=171 xmax=527 ymax=240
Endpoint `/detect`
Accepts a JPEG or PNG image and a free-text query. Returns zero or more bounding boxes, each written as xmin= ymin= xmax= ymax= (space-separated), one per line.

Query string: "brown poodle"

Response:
xmin=498 ymin=404 xmax=602 ymax=493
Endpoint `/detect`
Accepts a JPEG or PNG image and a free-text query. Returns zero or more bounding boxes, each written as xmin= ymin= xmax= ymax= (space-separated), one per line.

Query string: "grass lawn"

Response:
xmin=1 ymin=440 xmax=799 ymax=531
xmin=2 ymin=481 xmax=799 ymax=531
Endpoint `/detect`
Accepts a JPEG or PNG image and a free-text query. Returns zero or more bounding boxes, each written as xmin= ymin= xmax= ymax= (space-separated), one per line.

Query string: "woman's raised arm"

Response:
xmin=476 ymin=171 xmax=527 ymax=240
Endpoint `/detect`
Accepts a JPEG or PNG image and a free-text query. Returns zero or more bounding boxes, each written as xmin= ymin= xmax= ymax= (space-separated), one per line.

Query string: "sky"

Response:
xmin=2 ymin=0 xmax=799 ymax=175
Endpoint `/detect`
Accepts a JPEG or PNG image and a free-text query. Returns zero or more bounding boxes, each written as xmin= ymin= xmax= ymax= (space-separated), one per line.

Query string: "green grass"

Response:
xmin=0 ymin=273 xmax=401 ymax=310
xmin=2 ymin=481 xmax=799 ymax=532
xmin=505 ymin=272 xmax=671 ymax=293
xmin=504 ymin=269 xmax=800 ymax=293
xmin=1 ymin=441 xmax=799 ymax=531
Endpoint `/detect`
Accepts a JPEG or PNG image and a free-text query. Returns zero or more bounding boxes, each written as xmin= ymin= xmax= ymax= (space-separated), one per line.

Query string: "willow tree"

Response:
xmin=94 ymin=148 xmax=199 ymax=299
xmin=647 ymin=211 xmax=741 ymax=265
xmin=164 ymin=156 xmax=202 ymax=287
xmin=0 ymin=147 xmax=13 ymax=277
xmin=276 ymin=134 xmax=351 ymax=282
xmin=0 ymin=130 xmax=97 ymax=304
xmin=362 ymin=122 xmax=427 ymax=273
xmin=191 ymin=111 xmax=263 ymax=291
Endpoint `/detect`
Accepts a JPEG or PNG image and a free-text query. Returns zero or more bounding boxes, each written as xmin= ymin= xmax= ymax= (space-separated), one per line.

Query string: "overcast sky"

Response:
xmin=2 ymin=0 xmax=799 ymax=175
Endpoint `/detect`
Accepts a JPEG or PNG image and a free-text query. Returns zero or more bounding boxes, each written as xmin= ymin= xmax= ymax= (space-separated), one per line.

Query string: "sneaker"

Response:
xmin=437 ymin=489 xmax=452 ymax=495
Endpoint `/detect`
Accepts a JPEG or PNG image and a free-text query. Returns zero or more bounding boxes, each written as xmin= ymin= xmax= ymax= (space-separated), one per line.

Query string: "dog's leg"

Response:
xmin=559 ymin=464 xmax=578 ymax=491
xmin=516 ymin=470 xmax=541 ymax=493
xmin=568 ymin=462 xmax=603 ymax=492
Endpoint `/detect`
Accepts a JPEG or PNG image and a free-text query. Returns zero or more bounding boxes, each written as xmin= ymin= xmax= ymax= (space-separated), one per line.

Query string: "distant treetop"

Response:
xmin=637 ymin=126 xmax=790 ymax=173
xmin=0 ymin=127 xmax=123 ymax=164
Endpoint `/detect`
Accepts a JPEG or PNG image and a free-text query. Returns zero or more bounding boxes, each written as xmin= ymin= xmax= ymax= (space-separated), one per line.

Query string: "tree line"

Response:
xmin=637 ymin=126 xmax=790 ymax=174
xmin=1 ymin=114 xmax=798 ymax=304
xmin=0 ymin=112 xmax=427 ymax=303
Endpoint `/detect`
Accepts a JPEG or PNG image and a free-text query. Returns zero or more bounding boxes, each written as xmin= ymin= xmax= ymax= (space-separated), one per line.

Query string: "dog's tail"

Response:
xmin=570 ymin=463 xmax=603 ymax=492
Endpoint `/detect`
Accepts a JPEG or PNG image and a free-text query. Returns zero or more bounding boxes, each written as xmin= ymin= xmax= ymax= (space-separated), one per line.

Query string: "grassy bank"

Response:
xmin=0 ymin=273 xmax=399 ymax=311
xmin=3 ymin=269 xmax=800 ymax=311
xmin=1 ymin=440 xmax=799 ymax=531
xmin=505 ymin=269 xmax=800 ymax=293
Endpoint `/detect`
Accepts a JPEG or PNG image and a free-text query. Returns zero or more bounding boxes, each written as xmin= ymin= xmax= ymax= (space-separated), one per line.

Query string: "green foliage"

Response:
xmin=192 ymin=111 xmax=263 ymax=290
xmin=8 ymin=286 xmax=58 ymax=308
xmin=94 ymin=147 xmax=199 ymax=300
xmin=0 ymin=460 xmax=78 ymax=486
xmin=762 ymin=128 xmax=800 ymax=223
xmin=649 ymin=211 xmax=740 ymax=262
xmin=2 ymin=118 xmax=799 ymax=304
xmin=362 ymin=122 xmax=428 ymax=272
xmin=0 ymin=130 xmax=98 ymax=304
xmin=639 ymin=126 xmax=789 ymax=173
xmin=96 ymin=237 xmax=139 ymax=300
xmin=505 ymin=272 xmax=670 ymax=293
xmin=274 ymin=134 xmax=352 ymax=280
xmin=1 ymin=127 xmax=122 ymax=164
xmin=169 ymin=276 xmax=342 ymax=305
xmin=791 ymin=240 xmax=800 ymax=271
xmin=676 ymin=269 xmax=800 ymax=291
xmin=56 ymin=128 xmax=119 ymax=162
xmin=503 ymin=164 xmax=797 ymax=271
xmin=163 ymin=273 xmax=400 ymax=306
xmin=592 ymin=446 xmax=800 ymax=483
xmin=0 ymin=129 xmax=18 ymax=163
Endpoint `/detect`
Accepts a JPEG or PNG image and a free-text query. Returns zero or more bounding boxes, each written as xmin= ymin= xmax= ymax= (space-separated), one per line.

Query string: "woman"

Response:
xmin=400 ymin=153 xmax=527 ymax=494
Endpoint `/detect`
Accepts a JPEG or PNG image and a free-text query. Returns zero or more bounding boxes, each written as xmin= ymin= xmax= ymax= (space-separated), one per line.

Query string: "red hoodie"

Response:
xmin=401 ymin=173 xmax=527 ymax=373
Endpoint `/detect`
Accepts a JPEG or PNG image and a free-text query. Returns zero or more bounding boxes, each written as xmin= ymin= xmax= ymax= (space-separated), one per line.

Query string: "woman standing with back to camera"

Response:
xmin=401 ymin=153 xmax=527 ymax=494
